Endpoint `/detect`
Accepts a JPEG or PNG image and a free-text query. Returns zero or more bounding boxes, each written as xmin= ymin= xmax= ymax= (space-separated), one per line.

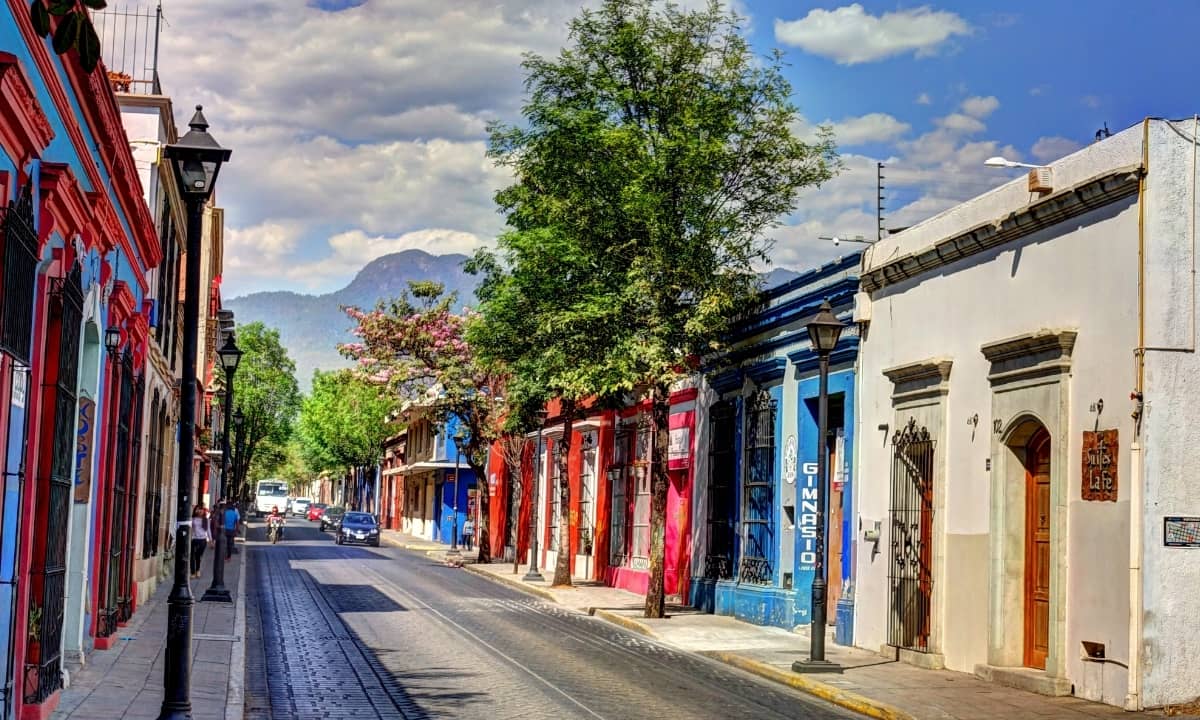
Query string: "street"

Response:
xmin=242 ymin=519 xmax=860 ymax=720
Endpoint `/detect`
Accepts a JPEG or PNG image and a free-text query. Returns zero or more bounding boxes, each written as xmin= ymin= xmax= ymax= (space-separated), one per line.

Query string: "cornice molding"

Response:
xmin=883 ymin=358 xmax=953 ymax=404
xmin=863 ymin=166 xmax=1141 ymax=294
xmin=0 ymin=52 xmax=53 ymax=162
xmin=39 ymin=162 xmax=93 ymax=251
xmin=980 ymin=329 xmax=1077 ymax=385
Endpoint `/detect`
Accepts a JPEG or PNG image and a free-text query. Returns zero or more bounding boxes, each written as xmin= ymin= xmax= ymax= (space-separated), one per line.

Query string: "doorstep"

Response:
xmin=975 ymin=664 xmax=1073 ymax=697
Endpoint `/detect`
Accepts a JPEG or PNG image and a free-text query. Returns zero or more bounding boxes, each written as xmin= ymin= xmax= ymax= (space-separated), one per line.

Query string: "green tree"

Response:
xmin=231 ymin=322 xmax=302 ymax=501
xmin=484 ymin=0 xmax=838 ymax=615
xmin=29 ymin=1 xmax=107 ymax=73
xmin=297 ymin=369 xmax=396 ymax=475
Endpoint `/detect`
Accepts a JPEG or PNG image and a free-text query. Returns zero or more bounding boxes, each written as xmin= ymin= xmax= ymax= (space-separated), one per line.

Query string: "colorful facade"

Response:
xmin=689 ymin=254 xmax=859 ymax=633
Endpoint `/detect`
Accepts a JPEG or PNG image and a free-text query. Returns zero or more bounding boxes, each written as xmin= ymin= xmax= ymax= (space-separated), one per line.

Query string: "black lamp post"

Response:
xmin=159 ymin=105 xmax=231 ymax=720
xmin=523 ymin=409 xmax=549 ymax=582
xmin=232 ymin=408 xmax=245 ymax=504
xmin=794 ymin=300 xmax=845 ymax=675
xmin=448 ymin=427 xmax=465 ymax=556
xmin=203 ymin=332 xmax=241 ymax=603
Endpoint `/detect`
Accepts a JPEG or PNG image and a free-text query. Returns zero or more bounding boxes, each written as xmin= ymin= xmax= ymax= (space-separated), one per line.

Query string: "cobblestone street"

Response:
xmin=243 ymin=520 xmax=859 ymax=720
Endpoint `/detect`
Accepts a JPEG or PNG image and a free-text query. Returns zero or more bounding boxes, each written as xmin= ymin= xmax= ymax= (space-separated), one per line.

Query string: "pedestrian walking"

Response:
xmin=462 ymin=517 xmax=475 ymax=551
xmin=222 ymin=499 xmax=241 ymax=560
xmin=190 ymin=504 xmax=211 ymax=577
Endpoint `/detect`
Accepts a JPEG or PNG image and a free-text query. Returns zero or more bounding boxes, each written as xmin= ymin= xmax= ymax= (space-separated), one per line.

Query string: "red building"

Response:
xmin=487 ymin=388 xmax=699 ymax=598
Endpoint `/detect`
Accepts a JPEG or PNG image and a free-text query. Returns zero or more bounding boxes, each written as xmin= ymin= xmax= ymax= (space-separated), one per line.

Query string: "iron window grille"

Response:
xmin=888 ymin=418 xmax=935 ymax=653
xmin=704 ymin=400 xmax=737 ymax=580
xmin=97 ymin=351 xmax=133 ymax=639
xmin=24 ymin=263 xmax=83 ymax=705
xmin=120 ymin=374 xmax=145 ymax=614
xmin=739 ymin=390 xmax=776 ymax=586
xmin=548 ymin=443 xmax=561 ymax=552
xmin=577 ymin=439 xmax=596 ymax=556
xmin=631 ymin=418 xmax=653 ymax=569
xmin=142 ymin=395 xmax=164 ymax=558
xmin=609 ymin=422 xmax=632 ymax=568
xmin=1 ymin=183 xmax=39 ymax=364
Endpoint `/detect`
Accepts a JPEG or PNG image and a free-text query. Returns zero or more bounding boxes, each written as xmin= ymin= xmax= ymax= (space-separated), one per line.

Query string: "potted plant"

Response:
xmin=27 ymin=605 xmax=42 ymax=658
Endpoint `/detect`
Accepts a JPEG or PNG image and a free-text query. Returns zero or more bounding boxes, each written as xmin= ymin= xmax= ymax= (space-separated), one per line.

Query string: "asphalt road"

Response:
xmin=243 ymin=518 xmax=861 ymax=720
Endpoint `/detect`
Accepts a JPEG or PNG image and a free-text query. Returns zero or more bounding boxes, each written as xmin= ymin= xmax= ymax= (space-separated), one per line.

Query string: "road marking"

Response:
xmin=356 ymin=563 xmax=609 ymax=720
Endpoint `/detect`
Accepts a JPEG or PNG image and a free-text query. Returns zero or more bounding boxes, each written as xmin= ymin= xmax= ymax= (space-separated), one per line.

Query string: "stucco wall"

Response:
xmin=855 ymin=126 xmax=1143 ymax=705
xmin=1140 ymin=118 xmax=1200 ymax=708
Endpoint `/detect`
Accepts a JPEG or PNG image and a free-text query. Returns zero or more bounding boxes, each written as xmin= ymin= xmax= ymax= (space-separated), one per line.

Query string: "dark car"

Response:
xmin=335 ymin=511 xmax=380 ymax=547
xmin=319 ymin=506 xmax=345 ymax=532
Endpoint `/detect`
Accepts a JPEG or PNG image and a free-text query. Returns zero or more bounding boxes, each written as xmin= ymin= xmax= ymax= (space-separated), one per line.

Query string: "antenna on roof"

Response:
xmin=1094 ymin=122 xmax=1111 ymax=143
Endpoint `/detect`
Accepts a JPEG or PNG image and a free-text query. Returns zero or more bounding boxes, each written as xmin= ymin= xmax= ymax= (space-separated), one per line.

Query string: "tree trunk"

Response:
xmin=467 ymin=452 xmax=491 ymax=564
xmin=552 ymin=402 xmax=575 ymax=587
xmin=644 ymin=381 xmax=671 ymax=618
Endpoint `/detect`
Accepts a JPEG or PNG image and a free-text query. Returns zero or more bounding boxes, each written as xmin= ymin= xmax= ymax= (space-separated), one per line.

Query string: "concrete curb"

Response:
xmin=588 ymin=609 xmax=655 ymax=637
xmin=462 ymin=564 xmax=558 ymax=602
xmin=225 ymin=552 xmax=248 ymax=720
xmin=380 ymin=533 xmax=443 ymax=552
xmin=698 ymin=651 xmax=916 ymax=720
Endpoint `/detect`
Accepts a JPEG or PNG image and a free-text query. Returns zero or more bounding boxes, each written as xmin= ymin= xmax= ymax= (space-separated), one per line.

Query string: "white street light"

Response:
xmin=819 ymin=235 xmax=873 ymax=247
xmin=984 ymin=156 xmax=1044 ymax=170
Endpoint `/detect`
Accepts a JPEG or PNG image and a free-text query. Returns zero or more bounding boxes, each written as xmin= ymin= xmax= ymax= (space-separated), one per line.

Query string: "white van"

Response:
xmin=254 ymin=480 xmax=289 ymax=517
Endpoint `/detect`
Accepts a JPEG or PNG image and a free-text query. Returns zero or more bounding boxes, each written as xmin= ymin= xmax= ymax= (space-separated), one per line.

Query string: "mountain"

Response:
xmin=227 ymin=250 xmax=805 ymax=393
xmin=225 ymin=250 xmax=477 ymax=391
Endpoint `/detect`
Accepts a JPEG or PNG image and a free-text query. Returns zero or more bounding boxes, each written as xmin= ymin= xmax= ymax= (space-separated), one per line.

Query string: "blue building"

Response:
xmin=393 ymin=405 xmax=476 ymax=547
xmin=690 ymin=253 xmax=859 ymax=640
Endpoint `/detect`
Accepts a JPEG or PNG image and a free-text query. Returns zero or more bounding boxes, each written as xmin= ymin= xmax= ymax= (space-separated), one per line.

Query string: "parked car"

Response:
xmin=319 ymin=506 xmax=345 ymax=532
xmin=291 ymin=497 xmax=311 ymax=517
xmin=335 ymin=511 xmax=381 ymax=546
xmin=306 ymin=503 xmax=328 ymax=522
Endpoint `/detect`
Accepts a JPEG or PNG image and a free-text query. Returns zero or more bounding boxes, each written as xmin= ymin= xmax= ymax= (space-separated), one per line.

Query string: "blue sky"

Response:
xmin=147 ymin=0 xmax=1195 ymax=297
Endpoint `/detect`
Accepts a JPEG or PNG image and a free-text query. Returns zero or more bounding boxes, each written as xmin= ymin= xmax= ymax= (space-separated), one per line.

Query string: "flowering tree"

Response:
xmin=340 ymin=281 xmax=510 ymax=563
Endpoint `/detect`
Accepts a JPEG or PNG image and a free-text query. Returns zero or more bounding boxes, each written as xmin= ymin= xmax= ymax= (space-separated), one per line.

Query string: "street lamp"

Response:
xmin=523 ymin=408 xmax=549 ymax=582
xmin=983 ymin=156 xmax=1044 ymax=169
xmin=203 ymin=332 xmax=241 ymax=604
xmin=104 ymin=325 xmax=121 ymax=353
xmin=159 ymin=105 xmax=230 ymax=720
xmin=794 ymin=300 xmax=845 ymax=675
xmin=819 ymin=235 xmax=875 ymax=247
xmin=448 ymin=426 xmax=465 ymax=557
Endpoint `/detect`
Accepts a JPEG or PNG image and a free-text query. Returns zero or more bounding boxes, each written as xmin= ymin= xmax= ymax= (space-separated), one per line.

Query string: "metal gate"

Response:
xmin=118 ymin=375 xmax=144 ymax=623
xmin=97 ymin=352 xmax=133 ymax=639
xmin=24 ymin=263 xmax=83 ymax=705
xmin=888 ymin=418 xmax=935 ymax=652
xmin=703 ymin=401 xmax=736 ymax=580
xmin=739 ymin=390 xmax=776 ymax=585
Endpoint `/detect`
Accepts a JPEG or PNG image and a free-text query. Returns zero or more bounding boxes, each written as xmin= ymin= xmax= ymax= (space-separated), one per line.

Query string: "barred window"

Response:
xmin=704 ymin=401 xmax=737 ymax=580
xmin=609 ymin=424 xmax=632 ymax=567
xmin=548 ymin=442 xmax=561 ymax=551
xmin=740 ymin=390 xmax=776 ymax=585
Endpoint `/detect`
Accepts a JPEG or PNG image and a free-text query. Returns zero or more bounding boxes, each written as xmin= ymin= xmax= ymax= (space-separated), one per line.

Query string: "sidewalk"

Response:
xmin=52 ymin=539 xmax=247 ymax=720
xmin=463 ymin=560 xmax=1198 ymax=720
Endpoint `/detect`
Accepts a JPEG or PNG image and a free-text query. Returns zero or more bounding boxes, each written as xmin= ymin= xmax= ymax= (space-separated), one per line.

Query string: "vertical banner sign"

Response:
xmin=798 ymin=461 xmax=819 ymax=572
xmin=74 ymin=397 xmax=96 ymax=503
xmin=1081 ymin=429 xmax=1118 ymax=502
xmin=782 ymin=436 xmax=797 ymax=484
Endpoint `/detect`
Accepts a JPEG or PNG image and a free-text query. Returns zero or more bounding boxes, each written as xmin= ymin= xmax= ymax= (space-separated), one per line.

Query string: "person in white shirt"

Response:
xmin=190 ymin=504 xmax=212 ymax=578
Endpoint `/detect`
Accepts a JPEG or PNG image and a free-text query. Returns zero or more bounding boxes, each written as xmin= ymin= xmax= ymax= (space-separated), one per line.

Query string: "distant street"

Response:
xmin=242 ymin=519 xmax=860 ymax=720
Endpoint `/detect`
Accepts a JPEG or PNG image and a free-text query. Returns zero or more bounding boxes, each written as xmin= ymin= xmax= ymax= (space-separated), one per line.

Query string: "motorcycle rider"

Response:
xmin=267 ymin=505 xmax=285 ymax=541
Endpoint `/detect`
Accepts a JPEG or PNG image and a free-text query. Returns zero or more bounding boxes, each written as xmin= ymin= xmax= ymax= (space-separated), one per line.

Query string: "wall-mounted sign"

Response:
xmin=74 ymin=397 xmax=96 ymax=503
xmin=668 ymin=426 xmax=690 ymax=468
xmin=798 ymin=461 xmax=819 ymax=572
xmin=11 ymin=371 xmax=27 ymax=408
xmin=1081 ymin=429 xmax=1118 ymax=502
xmin=782 ymin=436 xmax=797 ymax=484
xmin=1164 ymin=517 xmax=1200 ymax=548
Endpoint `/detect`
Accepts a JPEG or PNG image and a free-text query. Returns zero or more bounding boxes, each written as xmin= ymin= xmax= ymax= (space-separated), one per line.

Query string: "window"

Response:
xmin=609 ymin=424 xmax=632 ymax=567
xmin=548 ymin=441 xmax=561 ymax=551
xmin=705 ymin=401 xmax=737 ymax=580
xmin=578 ymin=435 xmax=597 ymax=555
xmin=631 ymin=420 xmax=653 ymax=566
xmin=740 ymin=390 xmax=776 ymax=585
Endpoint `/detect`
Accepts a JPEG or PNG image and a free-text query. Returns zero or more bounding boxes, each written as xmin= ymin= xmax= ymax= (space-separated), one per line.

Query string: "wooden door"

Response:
xmin=827 ymin=438 xmax=843 ymax=621
xmin=1024 ymin=430 xmax=1051 ymax=669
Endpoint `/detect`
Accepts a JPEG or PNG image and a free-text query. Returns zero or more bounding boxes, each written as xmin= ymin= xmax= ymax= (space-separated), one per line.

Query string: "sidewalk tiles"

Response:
xmin=462 ymin=559 xmax=1200 ymax=720
xmin=52 ymin=541 xmax=247 ymax=720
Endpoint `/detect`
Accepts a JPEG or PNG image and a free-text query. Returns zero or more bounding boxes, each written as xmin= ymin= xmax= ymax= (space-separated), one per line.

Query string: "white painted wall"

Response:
xmin=1140 ymin=118 xmax=1200 ymax=708
xmin=855 ymin=123 xmax=1145 ymax=705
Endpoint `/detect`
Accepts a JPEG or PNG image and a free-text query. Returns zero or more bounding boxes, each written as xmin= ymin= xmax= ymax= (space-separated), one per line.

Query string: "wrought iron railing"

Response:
xmin=1 ymin=184 xmax=38 ymax=363
xmin=888 ymin=418 xmax=935 ymax=653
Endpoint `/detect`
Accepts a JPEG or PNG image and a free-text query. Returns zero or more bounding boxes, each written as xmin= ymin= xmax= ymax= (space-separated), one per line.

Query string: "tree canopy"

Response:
xmin=476 ymin=0 xmax=839 ymax=612
xmin=297 ymin=369 xmax=397 ymax=474
xmin=231 ymin=322 xmax=302 ymax=501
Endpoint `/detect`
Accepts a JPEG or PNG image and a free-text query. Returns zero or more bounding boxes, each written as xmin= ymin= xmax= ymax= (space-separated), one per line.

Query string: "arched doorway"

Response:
xmin=1023 ymin=428 xmax=1051 ymax=669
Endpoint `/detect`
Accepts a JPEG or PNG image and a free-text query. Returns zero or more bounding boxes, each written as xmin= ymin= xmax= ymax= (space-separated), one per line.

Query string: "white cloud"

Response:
xmin=774 ymin=3 xmax=971 ymax=65
xmin=1029 ymin=85 xmax=1049 ymax=97
xmin=793 ymin=112 xmax=910 ymax=146
xmin=915 ymin=92 xmax=932 ymax=105
xmin=224 ymin=222 xmax=301 ymax=266
xmin=960 ymin=95 xmax=999 ymax=118
xmin=1031 ymin=136 xmax=1083 ymax=163
xmin=1082 ymin=95 xmax=1103 ymax=109
xmin=935 ymin=113 xmax=986 ymax=134
xmin=284 ymin=229 xmax=482 ymax=289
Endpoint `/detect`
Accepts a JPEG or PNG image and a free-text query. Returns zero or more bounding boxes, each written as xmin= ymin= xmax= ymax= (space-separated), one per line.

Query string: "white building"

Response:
xmin=853 ymin=118 xmax=1200 ymax=710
